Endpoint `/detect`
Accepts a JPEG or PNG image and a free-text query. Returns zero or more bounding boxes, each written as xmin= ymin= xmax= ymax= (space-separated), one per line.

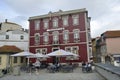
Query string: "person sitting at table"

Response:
xmin=34 ymin=59 xmax=41 ymax=72
xmin=55 ymin=63 xmax=60 ymax=72
xmin=82 ymin=61 xmax=86 ymax=72
xmin=86 ymin=62 xmax=92 ymax=72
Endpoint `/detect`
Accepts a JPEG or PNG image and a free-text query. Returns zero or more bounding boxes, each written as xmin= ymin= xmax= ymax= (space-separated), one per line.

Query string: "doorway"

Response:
xmin=52 ymin=48 xmax=59 ymax=64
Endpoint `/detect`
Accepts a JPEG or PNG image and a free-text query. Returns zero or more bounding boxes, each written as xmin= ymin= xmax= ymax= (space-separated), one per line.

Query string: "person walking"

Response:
xmin=29 ymin=61 xmax=33 ymax=74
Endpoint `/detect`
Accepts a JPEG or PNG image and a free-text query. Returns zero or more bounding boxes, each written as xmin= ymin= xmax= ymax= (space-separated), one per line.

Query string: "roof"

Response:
xmin=0 ymin=45 xmax=22 ymax=53
xmin=104 ymin=30 xmax=120 ymax=38
xmin=29 ymin=8 xmax=87 ymax=20
xmin=3 ymin=22 xmax=22 ymax=27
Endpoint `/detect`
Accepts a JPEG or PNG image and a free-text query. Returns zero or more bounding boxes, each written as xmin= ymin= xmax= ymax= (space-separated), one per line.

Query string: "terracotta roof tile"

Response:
xmin=0 ymin=45 xmax=22 ymax=53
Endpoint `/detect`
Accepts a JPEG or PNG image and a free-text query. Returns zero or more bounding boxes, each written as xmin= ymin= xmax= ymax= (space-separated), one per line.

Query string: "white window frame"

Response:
xmin=63 ymin=30 xmax=69 ymax=41
xmin=36 ymin=48 xmax=41 ymax=53
xmin=34 ymin=33 xmax=40 ymax=44
xmin=72 ymin=46 xmax=79 ymax=54
xmin=43 ymin=19 xmax=49 ymax=29
xmin=43 ymin=32 xmax=49 ymax=43
xmin=36 ymin=48 xmax=47 ymax=55
xmin=65 ymin=46 xmax=79 ymax=54
xmin=53 ymin=18 xmax=58 ymax=28
xmin=72 ymin=14 xmax=79 ymax=25
xmin=73 ymin=29 xmax=80 ymax=39
xmin=65 ymin=46 xmax=79 ymax=60
xmin=34 ymin=20 xmax=40 ymax=30
xmin=62 ymin=16 xmax=68 ymax=26
xmin=53 ymin=31 xmax=59 ymax=41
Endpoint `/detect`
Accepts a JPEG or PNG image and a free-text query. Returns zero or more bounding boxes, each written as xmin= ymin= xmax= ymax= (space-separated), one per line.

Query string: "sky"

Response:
xmin=0 ymin=0 xmax=120 ymax=38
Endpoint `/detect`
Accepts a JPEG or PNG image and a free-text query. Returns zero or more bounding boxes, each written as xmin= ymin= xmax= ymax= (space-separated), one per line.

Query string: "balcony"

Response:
xmin=63 ymin=40 xmax=69 ymax=44
xmin=52 ymin=40 xmax=60 ymax=46
xmin=43 ymin=41 xmax=49 ymax=45
xmin=74 ymin=38 xmax=80 ymax=43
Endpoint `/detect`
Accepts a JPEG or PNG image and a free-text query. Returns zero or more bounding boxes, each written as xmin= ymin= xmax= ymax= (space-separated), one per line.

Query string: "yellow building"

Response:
xmin=92 ymin=38 xmax=97 ymax=62
xmin=0 ymin=19 xmax=22 ymax=32
xmin=0 ymin=45 xmax=26 ymax=71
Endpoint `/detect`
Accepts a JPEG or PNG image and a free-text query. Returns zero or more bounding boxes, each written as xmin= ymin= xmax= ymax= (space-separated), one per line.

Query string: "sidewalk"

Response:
xmin=0 ymin=67 xmax=105 ymax=80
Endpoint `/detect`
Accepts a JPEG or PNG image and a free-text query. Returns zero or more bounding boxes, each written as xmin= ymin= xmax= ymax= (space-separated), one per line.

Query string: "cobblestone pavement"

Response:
xmin=0 ymin=67 xmax=105 ymax=80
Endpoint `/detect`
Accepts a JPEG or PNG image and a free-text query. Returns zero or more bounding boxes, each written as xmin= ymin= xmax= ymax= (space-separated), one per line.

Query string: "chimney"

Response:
xmin=5 ymin=19 xmax=8 ymax=23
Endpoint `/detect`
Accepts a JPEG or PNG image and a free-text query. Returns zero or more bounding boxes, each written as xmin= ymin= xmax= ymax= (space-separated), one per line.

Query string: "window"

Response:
xmin=20 ymin=57 xmax=24 ymax=63
xmin=53 ymin=18 xmax=58 ymax=28
xmin=44 ymin=22 xmax=48 ymax=29
xmin=34 ymin=33 xmax=40 ymax=44
xmin=88 ymin=32 xmax=91 ymax=42
xmin=62 ymin=16 xmax=68 ymax=26
xmin=0 ymin=57 xmax=1 ymax=65
xmin=36 ymin=49 xmax=41 ymax=53
xmin=43 ymin=32 xmax=49 ymax=43
xmin=65 ymin=46 xmax=79 ymax=60
xmin=14 ymin=57 xmax=17 ymax=63
xmin=74 ymin=32 xmax=79 ymax=39
xmin=34 ymin=20 xmax=40 ymax=30
xmin=63 ymin=30 xmax=69 ymax=41
xmin=6 ymin=35 xmax=9 ymax=39
xmin=43 ymin=19 xmax=49 ymax=29
xmin=73 ymin=29 xmax=80 ymax=39
xmin=114 ymin=57 xmax=120 ymax=63
xmin=53 ymin=31 xmax=59 ymax=41
xmin=72 ymin=14 xmax=79 ymax=25
xmin=65 ymin=46 xmax=79 ymax=54
xmin=42 ymin=49 xmax=47 ymax=55
xmin=66 ymin=47 xmax=71 ymax=52
xmin=36 ymin=48 xmax=47 ymax=54
xmin=53 ymin=35 xmax=58 ymax=41
xmin=89 ymin=47 xmax=92 ymax=57
xmin=20 ymin=35 xmax=24 ymax=40
xmin=72 ymin=46 xmax=79 ymax=54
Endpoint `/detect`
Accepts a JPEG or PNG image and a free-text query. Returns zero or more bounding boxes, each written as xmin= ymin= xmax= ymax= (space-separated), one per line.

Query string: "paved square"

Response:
xmin=0 ymin=67 xmax=105 ymax=80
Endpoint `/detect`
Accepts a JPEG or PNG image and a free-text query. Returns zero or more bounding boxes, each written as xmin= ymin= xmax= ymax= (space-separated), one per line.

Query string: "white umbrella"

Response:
xmin=11 ymin=51 xmax=34 ymax=57
xmin=28 ymin=53 xmax=49 ymax=58
xmin=47 ymin=49 xmax=78 ymax=57
xmin=27 ymin=53 xmax=49 ymax=61
xmin=11 ymin=51 xmax=34 ymax=65
xmin=47 ymin=49 xmax=79 ymax=63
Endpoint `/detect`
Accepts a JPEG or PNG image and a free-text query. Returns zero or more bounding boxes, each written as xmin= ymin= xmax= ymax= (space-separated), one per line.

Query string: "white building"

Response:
xmin=0 ymin=20 xmax=29 ymax=51
xmin=0 ymin=30 xmax=29 ymax=51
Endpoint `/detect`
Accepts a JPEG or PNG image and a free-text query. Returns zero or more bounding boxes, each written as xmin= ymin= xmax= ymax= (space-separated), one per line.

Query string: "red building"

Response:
xmin=28 ymin=8 xmax=92 ymax=63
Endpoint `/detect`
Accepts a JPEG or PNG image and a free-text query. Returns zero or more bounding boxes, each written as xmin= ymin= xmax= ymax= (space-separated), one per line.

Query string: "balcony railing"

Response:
xmin=74 ymin=38 xmax=80 ymax=42
xmin=52 ymin=40 xmax=60 ymax=46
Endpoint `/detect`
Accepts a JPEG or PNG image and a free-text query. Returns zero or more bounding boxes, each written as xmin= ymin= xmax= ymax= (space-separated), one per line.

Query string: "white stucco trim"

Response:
xmin=84 ymin=12 xmax=90 ymax=62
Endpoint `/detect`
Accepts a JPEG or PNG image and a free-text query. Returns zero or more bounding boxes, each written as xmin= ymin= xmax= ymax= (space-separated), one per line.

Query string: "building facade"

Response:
xmin=95 ymin=30 xmax=120 ymax=66
xmin=101 ymin=31 xmax=120 ymax=65
xmin=29 ymin=8 xmax=92 ymax=63
xmin=0 ymin=19 xmax=22 ymax=32
xmin=0 ymin=45 xmax=25 ymax=70
xmin=0 ymin=30 xmax=29 ymax=51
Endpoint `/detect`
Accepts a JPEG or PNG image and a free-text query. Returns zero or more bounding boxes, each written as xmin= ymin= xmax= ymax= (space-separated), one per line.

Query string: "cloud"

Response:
xmin=1 ymin=0 xmax=120 ymax=37
xmin=8 ymin=16 xmax=29 ymax=29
